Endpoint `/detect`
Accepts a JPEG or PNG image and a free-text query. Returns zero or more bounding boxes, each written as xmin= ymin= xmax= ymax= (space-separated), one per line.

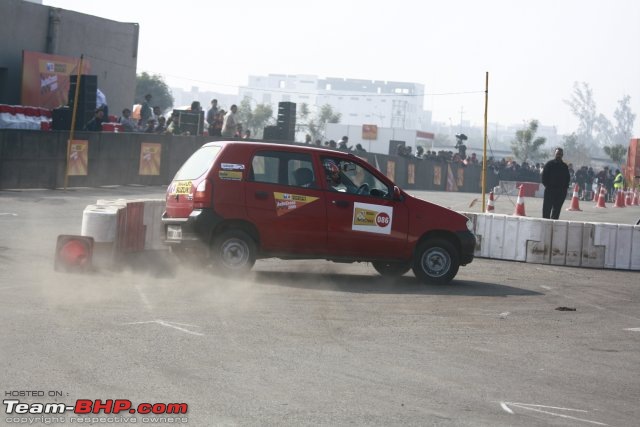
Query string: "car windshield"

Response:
xmin=173 ymin=145 xmax=221 ymax=180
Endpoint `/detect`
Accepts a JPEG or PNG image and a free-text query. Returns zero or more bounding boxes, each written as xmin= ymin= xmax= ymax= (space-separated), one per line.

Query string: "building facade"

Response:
xmin=238 ymin=74 xmax=432 ymax=131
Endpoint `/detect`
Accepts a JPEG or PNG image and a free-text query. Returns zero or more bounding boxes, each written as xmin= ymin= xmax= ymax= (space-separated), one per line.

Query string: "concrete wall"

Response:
xmin=0 ymin=129 xmax=499 ymax=191
xmin=0 ymin=0 xmax=138 ymax=114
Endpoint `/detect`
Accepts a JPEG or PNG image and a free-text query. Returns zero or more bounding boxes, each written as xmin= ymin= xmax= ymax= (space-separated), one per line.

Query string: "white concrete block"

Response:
xmin=502 ymin=216 xmax=520 ymax=260
xmin=581 ymin=223 xmax=605 ymax=268
xmin=565 ymin=222 xmax=584 ymax=267
xmin=488 ymin=215 xmax=506 ymax=259
xmin=631 ymin=226 xmax=640 ymax=270
xmin=614 ymin=225 xmax=633 ymax=270
xmin=594 ymin=223 xmax=618 ymax=269
xmin=550 ymin=220 xmax=568 ymax=265
xmin=81 ymin=204 xmax=124 ymax=243
xmin=520 ymin=217 xmax=552 ymax=264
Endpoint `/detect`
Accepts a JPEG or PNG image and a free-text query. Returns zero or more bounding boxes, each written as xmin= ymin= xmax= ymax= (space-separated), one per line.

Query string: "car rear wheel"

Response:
xmin=211 ymin=230 xmax=256 ymax=275
xmin=372 ymin=261 xmax=411 ymax=277
xmin=412 ymin=238 xmax=459 ymax=284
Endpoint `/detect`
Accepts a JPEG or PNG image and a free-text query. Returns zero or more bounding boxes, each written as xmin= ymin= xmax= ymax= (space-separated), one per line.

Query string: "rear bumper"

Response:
xmin=456 ymin=230 xmax=476 ymax=265
xmin=161 ymin=209 xmax=222 ymax=246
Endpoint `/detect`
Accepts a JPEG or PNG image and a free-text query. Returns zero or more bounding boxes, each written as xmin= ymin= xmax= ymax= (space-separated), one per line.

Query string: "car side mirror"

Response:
xmin=393 ymin=186 xmax=403 ymax=201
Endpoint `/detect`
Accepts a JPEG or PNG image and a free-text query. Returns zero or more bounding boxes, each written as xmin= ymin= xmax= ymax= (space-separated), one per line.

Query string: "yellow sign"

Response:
xmin=408 ymin=163 xmax=415 ymax=184
xmin=386 ymin=160 xmax=396 ymax=181
xmin=274 ymin=192 xmax=318 ymax=216
xmin=173 ymin=181 xmax=192 ymax=195
xmin=353 ymin=207 xmax=377 ymax=226
xmin=219 ymin=171 xmax=243 ymax=181
xmin=139 ymin=143 xmax=162 ymax=175
xmin=67 ymin=140 xmax=88 ymax=176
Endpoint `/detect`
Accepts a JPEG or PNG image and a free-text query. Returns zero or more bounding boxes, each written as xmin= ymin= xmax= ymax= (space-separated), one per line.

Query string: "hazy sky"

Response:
xmin=44 ymin=0 xmax=640 ymax=136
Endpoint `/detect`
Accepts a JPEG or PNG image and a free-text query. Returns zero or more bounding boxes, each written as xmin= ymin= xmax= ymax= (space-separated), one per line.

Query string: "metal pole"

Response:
xmin=64 ymin=54 xmax=83 ymax=191
xmin=481 ymin=71 xmax=489 ymax=212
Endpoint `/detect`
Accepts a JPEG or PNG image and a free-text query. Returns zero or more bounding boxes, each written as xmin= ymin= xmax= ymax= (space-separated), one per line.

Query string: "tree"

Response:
xmin=564 ymin=82 xmax=598 ymax=147
xmin=135 ymin=72 xmax=173 ymax=112
xmin=511 ymin=120 xmax=546 ymax=163
xmin=561 ymin=133 xmax=592 ymax=167
xmin=613 ymin=95 xmax=636 ymax=147
xmin=304 ymin=104 xmax=341 ymax=141
xmin=237 ymin=96 xmax=273 ymax=138
xmin=603 ymin=144 xmax=627 ymax=168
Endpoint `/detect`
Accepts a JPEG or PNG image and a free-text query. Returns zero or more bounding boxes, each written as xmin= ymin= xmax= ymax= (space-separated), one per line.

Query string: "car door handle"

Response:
xmin=332 ymin=200 xmax=350 ymax=208
xmin=255 ymin=191 xmax=269 ymax=200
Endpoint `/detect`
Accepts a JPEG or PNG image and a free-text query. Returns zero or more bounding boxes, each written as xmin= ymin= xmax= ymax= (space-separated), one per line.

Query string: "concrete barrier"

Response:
xmin=463 ymin=212 xmax=640 ymax=271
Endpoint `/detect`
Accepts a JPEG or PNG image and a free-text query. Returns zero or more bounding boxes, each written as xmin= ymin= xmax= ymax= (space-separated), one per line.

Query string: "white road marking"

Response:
xmin=624 ymin=327 xmax=640 ymax=332
xmin=500 ymin=402 xmax=607 ymax=426
xmin=0 ymin=213 xmax=18 ymax=216
xmin=540 ymin=285 xmax=552 ymax=290
xmin=500 ymin=402 xmax=513 ymax=414
xmin=499 ymin=312 xmax=510 ymax=319
xmin=125 ymin=319 xmax=204 ymax=336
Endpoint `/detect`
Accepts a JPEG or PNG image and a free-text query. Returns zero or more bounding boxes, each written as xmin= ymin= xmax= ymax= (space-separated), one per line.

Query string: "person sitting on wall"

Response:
xmin=155 ymin=116 xmax=166 ymax=133
xmin=83 ymin=107 xmax=105 ymax=132
xmin=117 ymin=108 xmax=138 ymax=132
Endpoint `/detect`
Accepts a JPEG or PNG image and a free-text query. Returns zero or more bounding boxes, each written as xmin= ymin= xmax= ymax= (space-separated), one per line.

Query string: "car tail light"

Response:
xmin=193 ymin=179 xmax=212 ymax=208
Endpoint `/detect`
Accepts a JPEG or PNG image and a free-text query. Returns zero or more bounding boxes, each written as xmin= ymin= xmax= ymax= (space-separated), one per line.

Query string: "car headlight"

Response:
xmin=466 ymin=217 xmax=474 ymax=233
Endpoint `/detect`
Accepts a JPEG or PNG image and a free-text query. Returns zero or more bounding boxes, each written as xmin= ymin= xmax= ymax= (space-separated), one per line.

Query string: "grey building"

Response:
xmin=0 ymin=0 xmax=138 ymax=114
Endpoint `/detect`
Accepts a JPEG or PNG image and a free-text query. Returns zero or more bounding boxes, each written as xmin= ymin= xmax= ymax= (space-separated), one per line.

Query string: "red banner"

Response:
xmin=21 ymin=51 xmax=91 ymax=109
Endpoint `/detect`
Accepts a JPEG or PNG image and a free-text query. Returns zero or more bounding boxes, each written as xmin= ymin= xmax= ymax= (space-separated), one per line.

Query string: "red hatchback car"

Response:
xmin=162 ymin=141 xmax=475 ymax=284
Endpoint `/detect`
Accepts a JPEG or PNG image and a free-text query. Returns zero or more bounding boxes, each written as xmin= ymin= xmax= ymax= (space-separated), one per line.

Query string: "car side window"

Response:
xmin=322 ymin=156 xmax=390 ymax=198
xmin=250 ymin=151 xmax=316 ymax=189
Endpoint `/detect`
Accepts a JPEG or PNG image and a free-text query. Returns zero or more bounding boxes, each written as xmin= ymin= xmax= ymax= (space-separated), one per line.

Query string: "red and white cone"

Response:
xmin=632 ymin=189 xmax=639 ymax=206
xmin=613 ymin=189 xmax=626 ymax=208
xmin=513 ymin=185 xmax=526 ymax=216
xmin=485 ymin=191 xmax=495 ymax=213
xmin=593 ymin=184 xmax=601 ymax=203
xmin=566 ymin=183 xmax=582 ymax=211
xmin=625 ymin=189 xmax=633 ymax=206
xmin=596 ymin=186 xmax=607 ymax=208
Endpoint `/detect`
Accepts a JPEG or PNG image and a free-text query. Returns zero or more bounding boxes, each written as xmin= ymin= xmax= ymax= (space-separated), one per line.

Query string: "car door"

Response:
xmin=245 ymin=149 xmax=327 ymax=255
xmin=322 ymin=156 xmax=409 ymax=260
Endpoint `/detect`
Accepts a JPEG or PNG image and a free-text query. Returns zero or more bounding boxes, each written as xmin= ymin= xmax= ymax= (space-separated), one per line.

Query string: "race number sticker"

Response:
xmin=274 ymin=192 xmax=319 ymax=216
xmin=352 ymin=202 xmax=393 ymax=235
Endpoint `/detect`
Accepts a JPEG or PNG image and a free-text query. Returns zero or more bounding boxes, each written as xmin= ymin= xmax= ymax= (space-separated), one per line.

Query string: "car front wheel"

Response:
xmin=412 ymin=238 xmax=459 ymax=284
xmin=211 ymin=230 xmax=256 ymax=275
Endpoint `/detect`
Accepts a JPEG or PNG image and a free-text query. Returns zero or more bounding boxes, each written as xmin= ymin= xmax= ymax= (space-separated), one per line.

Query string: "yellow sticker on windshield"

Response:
xmin=172 ymin=180 xmax=192 ymax=195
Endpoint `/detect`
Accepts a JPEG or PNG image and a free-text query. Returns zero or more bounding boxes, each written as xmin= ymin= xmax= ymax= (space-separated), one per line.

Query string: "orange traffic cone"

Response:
xmin=596 ymin=186 xmax=607 ymax=208
xmin=566 ymin=183 xmax=582 ymax=211
xmin=513 ymin=185 xmax=526 ymax=216
xmin=625 ymin=189 xmax=633 ymax=206
xmin=593 ymin=184 xmax=601 ymax=204
xmin=486 ymin=191 xmax=495 ymax=213
xmin=613 ymin=190 xmax=626 ymax=208
xmin=632 ymin=189 xmax=639 ymax=206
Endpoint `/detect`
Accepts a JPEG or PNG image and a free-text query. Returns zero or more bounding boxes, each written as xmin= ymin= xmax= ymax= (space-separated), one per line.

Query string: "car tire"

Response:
xmin=372 ymin=261 xmax=411 ymax=277
xmin=412 ymin=238 xmax=459 ymax=284
xmin=211 ymin=230 xmax=256 ymax=275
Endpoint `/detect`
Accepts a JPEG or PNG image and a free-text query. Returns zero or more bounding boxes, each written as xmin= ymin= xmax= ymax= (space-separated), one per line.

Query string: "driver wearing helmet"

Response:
xmin=324 ymin=159 xmax=342 ymax=188
xmin=323 ymin=158 xmax=361 ymax=193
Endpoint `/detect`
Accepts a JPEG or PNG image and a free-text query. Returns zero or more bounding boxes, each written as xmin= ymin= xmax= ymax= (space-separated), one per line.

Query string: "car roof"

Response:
xmin=201 ymin=140 xmax=358 ymax=159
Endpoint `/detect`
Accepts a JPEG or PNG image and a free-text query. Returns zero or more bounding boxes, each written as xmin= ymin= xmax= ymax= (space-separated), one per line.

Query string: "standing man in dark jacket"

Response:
xmin=541 ymin=147 xmax=571 ymax=219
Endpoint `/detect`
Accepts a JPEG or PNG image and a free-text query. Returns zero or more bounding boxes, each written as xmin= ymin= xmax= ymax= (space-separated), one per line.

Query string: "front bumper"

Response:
xmin=456 ymin=230 xmax=476 ymax=265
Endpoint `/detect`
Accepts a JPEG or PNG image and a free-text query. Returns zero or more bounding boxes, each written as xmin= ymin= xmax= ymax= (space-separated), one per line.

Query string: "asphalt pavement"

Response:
xmin=1 ymin=186 xmax=639 ymax=426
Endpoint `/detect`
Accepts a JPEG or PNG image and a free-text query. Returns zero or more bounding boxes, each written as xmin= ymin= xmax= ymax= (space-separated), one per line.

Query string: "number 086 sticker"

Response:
xmin=352 ymin=202 xmax=393 ymax=235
